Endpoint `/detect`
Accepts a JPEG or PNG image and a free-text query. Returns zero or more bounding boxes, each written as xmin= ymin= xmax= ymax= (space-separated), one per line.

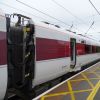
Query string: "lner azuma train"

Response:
xmin=0 ymin=9 xmax=100 ymax=100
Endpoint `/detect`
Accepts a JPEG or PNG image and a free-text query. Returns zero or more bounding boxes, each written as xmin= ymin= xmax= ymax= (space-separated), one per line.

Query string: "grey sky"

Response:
xmin=0 ymin=0 xmax=100 ymax=41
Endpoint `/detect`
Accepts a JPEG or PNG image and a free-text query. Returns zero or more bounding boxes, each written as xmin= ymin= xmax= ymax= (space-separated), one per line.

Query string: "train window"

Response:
xmin=96 ymin=46 xmax=100 ymax=53
xmin=81 ymin=40 xmax=85 ymax=44
xmin=99 ymin=47 xmax=100 ymax=53
xmin=98 ymin=47 xmax=100 ymax=52
xmin=92 ymin=46 xmax=96 ymax=53
xmin=85 ymin=45 xmax=92 ymax=54
xmin=96 ymin=46 xmax=98 ymax=53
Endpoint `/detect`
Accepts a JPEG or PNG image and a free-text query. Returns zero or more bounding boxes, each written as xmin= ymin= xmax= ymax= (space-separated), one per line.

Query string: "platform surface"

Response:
xmin=34 ymin=62 xmax=100 ymax=100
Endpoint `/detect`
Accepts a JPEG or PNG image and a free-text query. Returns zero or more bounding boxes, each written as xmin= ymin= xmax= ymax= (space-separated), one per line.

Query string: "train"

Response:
xmin=0 ymin=8 xmax=100 ymax=100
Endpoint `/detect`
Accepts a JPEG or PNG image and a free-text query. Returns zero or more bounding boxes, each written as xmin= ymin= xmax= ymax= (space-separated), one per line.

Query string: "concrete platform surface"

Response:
xmin=34 ymin=62 xmax=100 ymax=100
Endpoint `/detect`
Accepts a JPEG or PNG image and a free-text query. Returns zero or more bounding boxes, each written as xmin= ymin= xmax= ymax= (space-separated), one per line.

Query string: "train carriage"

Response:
xmin=33 ymin=22 xmax=100 ymax=86
xmin=0 ymin=9 xmax=100 ymax=99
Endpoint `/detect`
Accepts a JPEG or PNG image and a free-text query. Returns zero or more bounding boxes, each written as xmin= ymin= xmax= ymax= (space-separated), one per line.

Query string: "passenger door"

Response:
xmin=70 ymin=38 xmax=76 ymax=68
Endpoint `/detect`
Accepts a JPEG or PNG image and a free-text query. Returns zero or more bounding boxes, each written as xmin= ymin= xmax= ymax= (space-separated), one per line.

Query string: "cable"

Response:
xmin=69 ymin=23 xmax=73 ymax=31
xmin=16 ymin=0 xmax=76 ymax=27
xmin=85 ymin=21 xmax=94 ymax=34
xmin=89 ymin=0 xmax=100 ymax=15
xmin=51 ymin=0 xmax=87 ymax=25
xmin=0 ymin=2 xmax=46 ymax=21
xmin=16 ymin=0 xmax=83 ymax=32
xmin=0 ymin=1 xmax=81 ymax=32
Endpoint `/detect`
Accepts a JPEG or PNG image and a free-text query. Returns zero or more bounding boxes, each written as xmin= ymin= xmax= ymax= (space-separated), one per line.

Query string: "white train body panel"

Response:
xmin=0 ymin=65 xmax=7 ymax=100
xmin=33 ymin=57 xmax=70 ymax=86
xmin=33 ymin=53 xmax=100 ymax=86
xmin=0 ymin=9 xmax=7 ymax=100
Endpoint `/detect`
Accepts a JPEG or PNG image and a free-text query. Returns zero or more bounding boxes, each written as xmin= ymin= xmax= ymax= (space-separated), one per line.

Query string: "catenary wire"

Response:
xmin=85 ymin=21 xmax=94 ymax=34
xmin=16 ymin=0 xmax=82 ymax=31
xmin=89 ymin=0 xmax=100 ymax=15
xmin=51 ymin=0 xmax=89 ymax=25
xmin=0 ymin=2 xmax=47 ymax=21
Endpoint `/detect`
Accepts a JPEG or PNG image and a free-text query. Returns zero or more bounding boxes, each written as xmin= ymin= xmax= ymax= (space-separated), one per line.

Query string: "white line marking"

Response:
xmin=33 ymin=62 xmax=100 ymax=100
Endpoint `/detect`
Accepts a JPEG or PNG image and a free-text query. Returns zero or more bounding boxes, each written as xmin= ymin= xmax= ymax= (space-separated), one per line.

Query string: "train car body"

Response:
xmin=0 ymin=9 xmax=7 ymax=100
xmin=33 ymin=22 xmax=100 ymax=86
xmin=0 ymin=11 xmax=100 ymax=99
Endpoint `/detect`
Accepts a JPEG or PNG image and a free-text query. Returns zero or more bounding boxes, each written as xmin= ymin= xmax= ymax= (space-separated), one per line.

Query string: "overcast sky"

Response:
xmin=0 ymin=0 xmax=100 ymax=41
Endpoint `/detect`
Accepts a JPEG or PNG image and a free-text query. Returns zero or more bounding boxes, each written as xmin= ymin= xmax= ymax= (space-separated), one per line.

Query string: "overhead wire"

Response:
xmin=89 ymin=0 xmax=100 ymax=15
xmin=0 ymin=2 xmax=46 ymax=21
xmin=85 ymin=21 xmax=94 ymax=34
xmin=69 ymin=22 xmax=73 ymax=31
xmin=51 ymin=0 xmax=96 ymax=32
xmin=16 ymin=0 xmax=71 ymax=27
xmin=51 ymin=0 xmax=88 ymax=25
xmin=88 ymin=0 xmax=100 ymax=35
xmin=16 ymin=0 xmax=82 ymax=32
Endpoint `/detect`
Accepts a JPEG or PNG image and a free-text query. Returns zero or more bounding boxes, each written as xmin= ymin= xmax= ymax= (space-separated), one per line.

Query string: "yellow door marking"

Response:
xmin=70 ymin=79 xmax=86 ymax=82
xmin=73 ymin=89 xmax=92 ymax=93
xmin=87 ymin=80 xmax=100 ymax=100
xmin=67 ymin=81 xmax=75 ymax=100
xmin=81 ymin=73 xmax=94 ymax=88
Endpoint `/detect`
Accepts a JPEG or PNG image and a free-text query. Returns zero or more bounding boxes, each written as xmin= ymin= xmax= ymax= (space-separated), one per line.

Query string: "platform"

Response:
xmin=34 ymin=62 xmax=100 ymax=100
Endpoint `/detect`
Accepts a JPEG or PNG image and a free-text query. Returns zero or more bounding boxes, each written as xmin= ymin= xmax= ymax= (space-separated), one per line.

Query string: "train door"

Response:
xmin=6 ymin=14 xmax=35 ymax=99
xmin=70 ymin=38 xmax=76 ymax=68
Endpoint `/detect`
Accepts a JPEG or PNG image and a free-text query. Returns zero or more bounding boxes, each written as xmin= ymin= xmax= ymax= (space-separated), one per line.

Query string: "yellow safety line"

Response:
xmin=43 ymin=92 xmax=69 ymax=97
xmin=87 ymin=80 xmax=100 ymax=100
xmin=70 ymin=78 xmax=100 ymax=82
xmin=81 ymin=73 xmax=94 ymax=88
xmin=67 ymin=81 xmax=75 ymax=100
xmin=41 ymin=96 xmax=45 ymax=100
xmin=74 ymin=89 xmax=92 ymax=93
xmin=42 ymin=89 xmax=92 ymax=98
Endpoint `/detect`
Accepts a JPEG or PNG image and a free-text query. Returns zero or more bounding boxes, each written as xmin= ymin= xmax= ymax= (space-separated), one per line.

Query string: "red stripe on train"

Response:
xmin=0 ymin=32 xmax=86 ymax=64
xmin=0 ymin=31 xmax=7 ymax=65
xmin=36 ymin=38 xmax=85 ymax=61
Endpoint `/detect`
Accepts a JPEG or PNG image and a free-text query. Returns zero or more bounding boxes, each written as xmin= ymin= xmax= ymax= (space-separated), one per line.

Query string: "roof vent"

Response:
xmin=55 ymin=25 xmax=60 ymax=28
xmin=66 ymin=29 xmax=71 ymax=32
xmin=42 ymin=21 xmax=50 ymax=25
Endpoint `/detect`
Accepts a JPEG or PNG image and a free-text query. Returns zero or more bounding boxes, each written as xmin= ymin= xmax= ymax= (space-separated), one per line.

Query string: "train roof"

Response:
xmin=34 ymin=21 xmax=100 ymax=46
